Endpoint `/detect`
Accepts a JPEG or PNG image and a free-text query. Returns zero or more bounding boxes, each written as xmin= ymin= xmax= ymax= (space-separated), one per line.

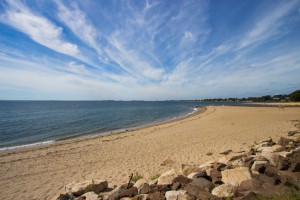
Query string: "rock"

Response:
xmin=171 ymin=182 xmax=181 ymax=190
xmin=211 ymin=184 xmax=235 ymax=198
xmin=210 ymin=168 xmax=222 ymax=184
xmin=251 ymin=161 xmax=268 ymax=173
xmin=106 ymin=183 xmax=132 ymax=200
xmin=165 ymin=190 xmax=194 ymax=200
xmin=256 ymin=174 xmax=279 ymax=185
xmin=219 ymin=150 xmax=232 ymax=155
xmin=148 ymin=179 xmax=158 ymax=185
xmin=198 ymin=162 xmax=213 ymax=172
xmin=181 ymin=164 xmax=202 ymax=176
xmin=55 ymin=193 xmax=74 ymax=200
xmin=80 ymin=192 xmax=99 ymax=200
xmin=149 ymin=184 xmax=171 ymax=194
xmin=239 ymin=178 xmax=262 ymax=190
xmin=133 ymin=179 xmax=147 ymax=189
xmin=158 ymin=169 xmax=179 ymax=185
xmin=218 ymin=156 xmax=230 ymax=165
xmin=271 ymin=145 xmax=284 ymax=152
xmin=188 ymin=178 xmax=214 ymax=192
xmin=270 ymin=154 xmax=290 ymax=170
xmin=289 ymin=162 xmax=300 ymax=172
xmin=277 ymin=137 xmax=293 ymax=146
xmin=254 ymin=155 xmax=268 ymax=161
xmin=221 ymin=167 xmax=252 ymax=187
xmin=288 ymin=130 xmax=300 ymax=136
xmin=119 ymin=187 xmax=138 ymax=198
xmin=138 ymin=183 xmax=150 ymax=194
xmin=147 ymin=191 xmax=165 ymax=200
xmin=172 ymin=175 xmax=192 ymax=185
xmin=185 ymin=184 xmax=219 ymax=199
xmin=120 ymin=194 xmax=148 ymax=200
xmin=187 ymin=172 xmax=207 ymax=179
xmin=234 ymin=191 xmax=256 ymax=200
xmin=65 ymin=180 xmax=108 ymax=196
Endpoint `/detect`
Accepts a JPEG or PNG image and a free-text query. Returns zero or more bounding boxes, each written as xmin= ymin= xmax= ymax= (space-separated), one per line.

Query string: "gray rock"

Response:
xmin=211 ymin=184 xmax=235 ymax=198
xmin=80 ymin=192 xmax=100 ymax=200
xmin=251 ymin=161 xmax=268 ymax=173
xmin=221 ymin=167 xmax=252 ymax=187
xmin=189 ymin=178 xmax=214 ymax=192
xmin=65 ymin=180 xmax=108 ymax=196
xmin=158 ymin=169 xmax=179 ymax=185
xmin=165 ymin=190 xmax=194 ymax=200
xmin=187 ymin=172 xmax=207 ymax=179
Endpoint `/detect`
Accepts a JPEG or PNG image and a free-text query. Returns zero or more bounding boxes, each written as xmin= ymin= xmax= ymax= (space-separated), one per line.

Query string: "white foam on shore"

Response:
xmin=0 ymin=140 xmax=55 ymax=152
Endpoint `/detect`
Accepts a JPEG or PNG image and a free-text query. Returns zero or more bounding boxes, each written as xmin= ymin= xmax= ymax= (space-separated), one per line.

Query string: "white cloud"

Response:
xmin=67 ymin=62 xmax=88 ymax=74
xmin=0 ymin=0 xmax=79 ymax=57
xmin=56 ymin=1 xmax=106 ymax=60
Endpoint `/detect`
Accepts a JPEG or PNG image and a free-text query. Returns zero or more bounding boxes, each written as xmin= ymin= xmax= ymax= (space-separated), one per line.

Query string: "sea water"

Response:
xmin=0 ymin=101 xmax=241 ymax=150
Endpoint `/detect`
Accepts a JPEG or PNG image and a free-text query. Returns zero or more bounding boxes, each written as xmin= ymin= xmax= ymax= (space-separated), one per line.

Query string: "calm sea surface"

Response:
xmin=0 ymin=101 xmax=241 ymax=150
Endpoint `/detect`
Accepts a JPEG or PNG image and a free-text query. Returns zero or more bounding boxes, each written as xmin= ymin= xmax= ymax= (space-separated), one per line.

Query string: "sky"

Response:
xmin=0 ymin=0 xmax=300 ymax=100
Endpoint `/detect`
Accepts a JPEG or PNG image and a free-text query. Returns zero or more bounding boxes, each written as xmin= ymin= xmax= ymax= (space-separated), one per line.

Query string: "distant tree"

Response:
xmin=289 ymin=90 xmax=300 ymax=102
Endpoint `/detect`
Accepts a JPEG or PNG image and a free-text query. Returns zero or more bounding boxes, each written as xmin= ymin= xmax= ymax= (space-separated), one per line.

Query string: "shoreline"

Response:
xmin=0 ymin=106 xmax=204 ymax=154
xmin=1 ymin=105 xmax=300 ymax=200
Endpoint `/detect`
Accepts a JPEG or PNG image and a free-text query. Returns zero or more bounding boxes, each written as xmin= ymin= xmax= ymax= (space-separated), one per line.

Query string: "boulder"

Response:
xmin=271 ymin=145 xmax=284 ymax=152
xmin=210 ymin=168 xmax=222 ymax=184
xmin=120 ymin=194 xmax=148 ymax=200
xmin=270 ymin=154 xmax=290 ymax=170
xmin=239 ymin=178 xmax=262 ymax=190
xmin=158 ymin=169 xmax=179 ymax=185
xmin=198 ymin=162 xmax=213 ymax=172
xmin=65 ymin=180 xmax=108 ymax=196
xmin=171 ymin=182 xmax=181 ymax=190
xmin=106 ymin=183 xmax=132 ymax=200
xmin=55 ymin=193 xmax=74 ymax=200
xmin=172 ymin=175 xmax=192 ymax=185
xmin=138 ymin=183 xmax=150 ymax=194
xmin=234 ymin=191 xmax=256 ymax=200
xmin=188 ymin=178 xmax=214 ymax=192
xmin=211 ymin=184 xmax=235 ymax=198
xmin=277 ymin=137 xmax=293 ymax=146
xmin=251 ymin=161 xmax=268 ymax=173
xmin=184 ymin=184 xmax=214 ymax=198
xmin=165 ymin=190 xmax=194 ymax=200
xmin=147 ymin=191 xmax=165 ymax=200
xmin=181 ymin=164 xmax=202 ymax=176
xmin=221 ymin=167 xmax=252 ymax=187
xmin=133 ymin=179 xmax=147 ymax=189
xmin=80 ymin=192 xmax=99 ymax=200
xmin=187 ymin=172 xmax=207 ymax=179
xmin=119 ymin=187 xmax=138 ymax=198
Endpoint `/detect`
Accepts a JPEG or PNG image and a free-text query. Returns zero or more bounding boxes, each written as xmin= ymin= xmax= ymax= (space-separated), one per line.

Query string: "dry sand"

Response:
xmin=0 ymin=106 xmax=300 ymax=200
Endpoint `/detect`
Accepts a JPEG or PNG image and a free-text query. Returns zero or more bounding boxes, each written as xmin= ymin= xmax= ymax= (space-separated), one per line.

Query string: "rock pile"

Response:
xmin=53 ymin=131 xmax=300 ymax=200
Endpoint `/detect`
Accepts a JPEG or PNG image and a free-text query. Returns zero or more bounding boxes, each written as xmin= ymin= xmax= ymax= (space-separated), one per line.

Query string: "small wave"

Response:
xmin=0 ymin=140 xmax=55 ymax=152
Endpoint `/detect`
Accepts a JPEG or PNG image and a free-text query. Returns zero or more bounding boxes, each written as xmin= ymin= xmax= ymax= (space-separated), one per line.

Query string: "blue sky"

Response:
xmin=0 ymin=0 xmax=300 ymax=100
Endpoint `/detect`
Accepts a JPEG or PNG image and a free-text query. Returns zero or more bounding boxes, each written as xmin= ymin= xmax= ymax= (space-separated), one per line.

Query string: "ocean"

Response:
xmin=0 ymin=101 xmax=241 ymax=150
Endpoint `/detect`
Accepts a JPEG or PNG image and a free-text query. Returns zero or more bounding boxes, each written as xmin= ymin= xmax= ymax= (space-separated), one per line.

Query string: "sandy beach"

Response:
xmin=0 ymin=106 xmax=300 ymax=200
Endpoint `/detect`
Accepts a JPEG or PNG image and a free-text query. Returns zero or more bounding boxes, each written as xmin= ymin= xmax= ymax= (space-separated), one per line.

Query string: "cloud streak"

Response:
xmin=0 ymin=0 xmax=79 ymax=57
xmin=0 ymin=0 xmax=299 ymax=100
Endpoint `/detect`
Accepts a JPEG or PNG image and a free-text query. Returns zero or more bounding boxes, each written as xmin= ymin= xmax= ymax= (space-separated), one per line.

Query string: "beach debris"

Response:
xmin=54 ymin=131 xmax=300 ymax=200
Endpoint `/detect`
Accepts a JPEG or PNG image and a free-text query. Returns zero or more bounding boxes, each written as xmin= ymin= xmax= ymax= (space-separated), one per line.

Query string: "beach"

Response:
xmin=0 ymin=105 xmax=300 ymax=200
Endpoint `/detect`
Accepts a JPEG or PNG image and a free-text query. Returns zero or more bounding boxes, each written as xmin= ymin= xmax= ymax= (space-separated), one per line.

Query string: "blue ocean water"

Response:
xmin=0 ymin=101 xmax=241 ymax=150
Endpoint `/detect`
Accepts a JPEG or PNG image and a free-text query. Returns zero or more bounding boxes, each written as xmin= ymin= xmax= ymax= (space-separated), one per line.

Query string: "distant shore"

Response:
xmin=0 ymin=105 xmax=300 ymax=199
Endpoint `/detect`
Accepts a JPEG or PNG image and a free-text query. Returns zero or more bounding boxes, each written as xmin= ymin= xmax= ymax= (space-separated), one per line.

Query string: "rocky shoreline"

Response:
xmin=53 ymin=125 xmax=300 ymax=200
